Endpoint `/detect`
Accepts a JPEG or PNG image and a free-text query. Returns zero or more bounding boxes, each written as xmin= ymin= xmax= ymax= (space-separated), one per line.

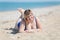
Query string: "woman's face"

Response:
xmin=24 ymin=13 xmax=34 ymax=23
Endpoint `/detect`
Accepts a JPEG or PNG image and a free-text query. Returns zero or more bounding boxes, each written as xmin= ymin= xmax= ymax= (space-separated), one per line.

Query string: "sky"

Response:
xmin=0 ymin=0 xmax=60 ymax=2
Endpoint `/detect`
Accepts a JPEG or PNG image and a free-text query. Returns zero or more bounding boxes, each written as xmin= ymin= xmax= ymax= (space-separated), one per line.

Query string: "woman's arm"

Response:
xmin=19 ymin=21 xmax=26 ymax=33
xmin=36 ymin=17 xmax=42 ymax=30
xmin=19 ymin=22 xmax=34 ymax=33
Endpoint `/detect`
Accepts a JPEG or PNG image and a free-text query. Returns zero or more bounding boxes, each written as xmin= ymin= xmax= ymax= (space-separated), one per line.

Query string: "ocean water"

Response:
xmin=0 ymin=2 xmax=60 ymax=11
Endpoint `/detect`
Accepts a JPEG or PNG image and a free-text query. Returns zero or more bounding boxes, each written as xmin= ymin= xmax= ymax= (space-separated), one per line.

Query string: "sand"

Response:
xmin=0 ymin=5 xmax=60 ymax=40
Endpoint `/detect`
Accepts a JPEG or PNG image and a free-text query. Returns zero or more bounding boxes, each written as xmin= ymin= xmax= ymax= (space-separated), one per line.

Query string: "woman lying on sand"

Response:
xmin=15 ymin=8 xmax=42 ymax=33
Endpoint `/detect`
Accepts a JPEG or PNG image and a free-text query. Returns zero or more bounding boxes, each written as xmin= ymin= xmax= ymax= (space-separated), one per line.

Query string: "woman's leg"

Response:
xmin=15 ymin=8 xmax=25 ymax=30
xmin=17 ymin=8 xmax=25 ymax=18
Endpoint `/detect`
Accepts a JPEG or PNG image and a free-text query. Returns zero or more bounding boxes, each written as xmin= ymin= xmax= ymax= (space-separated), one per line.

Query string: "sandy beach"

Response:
xmin=0 ymin=5 xmax=60 ymax=40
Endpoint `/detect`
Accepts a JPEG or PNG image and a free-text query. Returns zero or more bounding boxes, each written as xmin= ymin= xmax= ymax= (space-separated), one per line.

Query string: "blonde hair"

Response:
xmin=24 ymin=9 xmax=32 ymax=16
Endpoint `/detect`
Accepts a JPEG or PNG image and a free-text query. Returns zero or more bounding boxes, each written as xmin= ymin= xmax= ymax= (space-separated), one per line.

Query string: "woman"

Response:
xmin=15 ymin=8 xmax=42 ymax=33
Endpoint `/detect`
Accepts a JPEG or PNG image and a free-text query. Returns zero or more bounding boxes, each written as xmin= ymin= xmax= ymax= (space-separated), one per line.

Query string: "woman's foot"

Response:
xmin=17 ymin=8 xmax=25 ymax=14
xmin=17 ymin=8 xmax=25 ymax=18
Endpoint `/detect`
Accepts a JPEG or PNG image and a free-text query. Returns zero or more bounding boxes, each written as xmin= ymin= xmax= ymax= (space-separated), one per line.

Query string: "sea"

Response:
xmin=0 ymin=2 xmax=60 ymax=11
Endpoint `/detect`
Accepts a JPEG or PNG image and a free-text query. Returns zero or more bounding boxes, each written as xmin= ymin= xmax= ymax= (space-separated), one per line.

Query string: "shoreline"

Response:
xmin=0 ymin=5 xmax=60 ymax=12
xmin=0 ymin=5 xmax=60 ymax=22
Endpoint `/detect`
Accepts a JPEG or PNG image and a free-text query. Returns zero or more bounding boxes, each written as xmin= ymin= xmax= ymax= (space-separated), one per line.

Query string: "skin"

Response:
xmin=15 ymin=8 xmax=42 ymax=33
xmin=19 ymin=13 xmax=36 ymax=33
